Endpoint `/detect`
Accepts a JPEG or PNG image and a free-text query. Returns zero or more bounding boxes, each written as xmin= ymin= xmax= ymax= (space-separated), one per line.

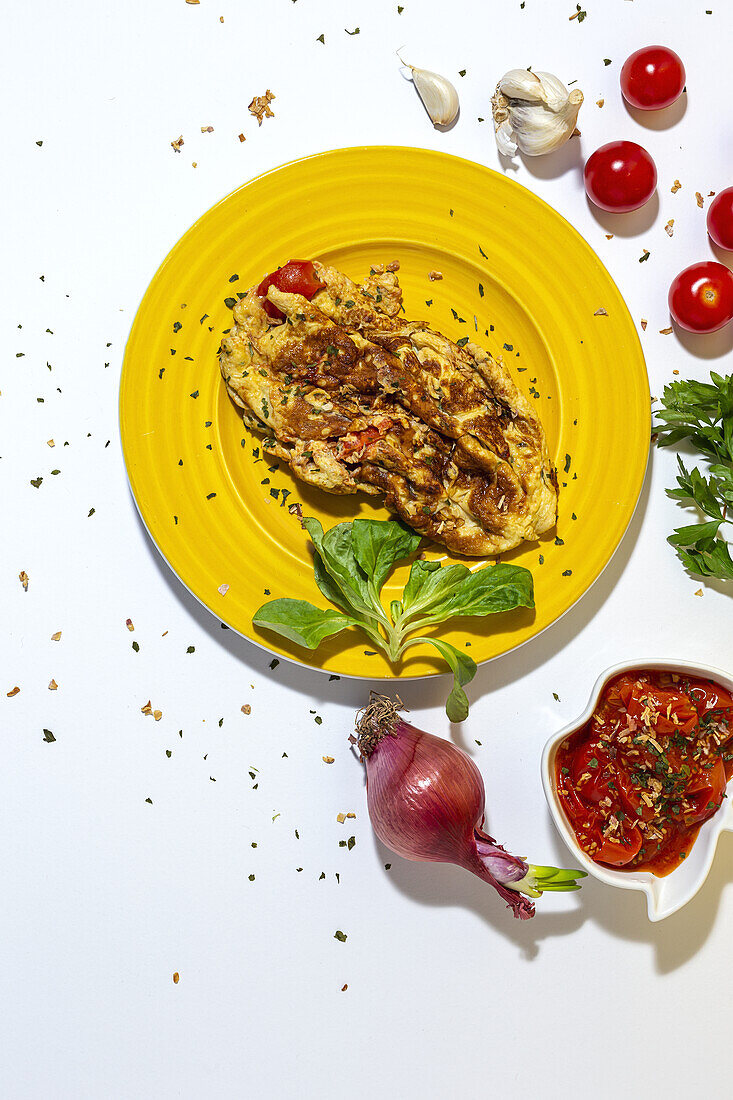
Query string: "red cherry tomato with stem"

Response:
xmin=707 ymin=188 xmax=733 ymax=251
xmin=668 ymin=262 xmax=733 ymax=334
xmin=584 ymin=141 xmax=657 ymax=213
xmin=257 ymin=260 xmax=324 ymax=320
xmin=620 ymin=46 xmax=686 ymax=110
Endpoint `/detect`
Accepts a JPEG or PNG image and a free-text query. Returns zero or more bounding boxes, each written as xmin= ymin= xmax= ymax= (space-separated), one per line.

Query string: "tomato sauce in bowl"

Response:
xmin=555 ymin=669 xmax=733 ymax=877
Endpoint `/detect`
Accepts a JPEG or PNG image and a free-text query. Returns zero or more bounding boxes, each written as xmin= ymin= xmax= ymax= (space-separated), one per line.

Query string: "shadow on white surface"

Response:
xmin=578 ymin=830 xmax=733 ymax=973
xmin=622 ymin=92 xmax=688 ymax=130
xmin=128 ymin=448 xmax=653 ymax=717
xmin=495 ymin=136 xmax=584 ymax=181
xmin=710 ymin=241 xmax=733 ymax=268
xmin=586 ymin=190 xmax=660 ymax=237
xmin=518 ymin=137 xmax=585 ymax=181
xmin=371 ymin=821 xmax=733 ymax=970
xmin=670 ymin=319 xmax=733 ymax=359
xmin=372 ymin=832 xmax=585 ymax=960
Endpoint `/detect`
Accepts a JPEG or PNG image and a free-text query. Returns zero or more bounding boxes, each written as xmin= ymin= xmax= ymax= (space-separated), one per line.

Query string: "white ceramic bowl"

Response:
xmin=541 ymin=659 xmax=733 ymax=921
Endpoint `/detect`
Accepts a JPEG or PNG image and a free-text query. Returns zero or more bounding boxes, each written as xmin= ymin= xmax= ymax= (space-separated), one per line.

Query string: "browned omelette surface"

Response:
xmin=219 ymin=262 xmax=557 ymax=556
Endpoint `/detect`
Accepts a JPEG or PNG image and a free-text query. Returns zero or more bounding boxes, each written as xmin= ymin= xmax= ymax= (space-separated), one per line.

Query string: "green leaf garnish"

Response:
xmin=302 ymin=517 xmax=373 ymax=615
xmin=252 ymin=599 xmax=359 ymax=648
xmin=253 ymin=517 xmax=534 ymax=720
xmin=350 ymin=518 xmax=421 ymax=591
xmin=406 ymin=637 xmax=477 ymax=723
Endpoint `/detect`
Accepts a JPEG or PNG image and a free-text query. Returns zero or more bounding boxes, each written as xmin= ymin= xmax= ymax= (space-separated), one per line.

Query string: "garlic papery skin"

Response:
xmin=491 ymin=69 xmax=583 ymax=157
xmin=402 ymin=61 xmax=460 ymax=127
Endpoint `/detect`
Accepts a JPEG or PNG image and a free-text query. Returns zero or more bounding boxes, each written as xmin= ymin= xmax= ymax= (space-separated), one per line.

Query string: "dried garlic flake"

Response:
xmin=248 ymin=90 xmax=276 ymax=125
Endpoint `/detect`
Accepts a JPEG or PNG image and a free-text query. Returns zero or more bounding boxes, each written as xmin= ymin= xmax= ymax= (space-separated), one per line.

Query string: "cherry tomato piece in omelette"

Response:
xmin=257 ymin=260 xmax=325 ymax=319
xmin=620 ymin=46 xmax=686 ymax=111
xmin=555 ymin=670 xmax=733 ymax=876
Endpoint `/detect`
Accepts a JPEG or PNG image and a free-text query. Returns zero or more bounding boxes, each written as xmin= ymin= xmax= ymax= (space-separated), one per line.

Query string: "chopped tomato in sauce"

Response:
xmin=555 ymin=670 xmax=733 ymax=876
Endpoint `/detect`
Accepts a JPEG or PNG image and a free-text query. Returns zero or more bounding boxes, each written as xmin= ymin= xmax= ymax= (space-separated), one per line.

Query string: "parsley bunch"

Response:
xmin=655 ymin=371 xmax=733 ymax=581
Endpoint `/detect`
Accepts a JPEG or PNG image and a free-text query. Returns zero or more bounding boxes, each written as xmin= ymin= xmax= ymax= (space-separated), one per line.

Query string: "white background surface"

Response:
xmin=2 ymin=1 xmax=732 ymax=1097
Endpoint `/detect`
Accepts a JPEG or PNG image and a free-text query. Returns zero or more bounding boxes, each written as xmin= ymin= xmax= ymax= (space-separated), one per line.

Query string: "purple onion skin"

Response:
xmin=363 ymin=716 xmax=535 ymax=919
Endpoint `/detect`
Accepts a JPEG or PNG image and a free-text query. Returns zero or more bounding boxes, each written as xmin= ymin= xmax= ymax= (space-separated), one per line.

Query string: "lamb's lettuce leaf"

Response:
xmin=254 ymin=517 xmax=535 ymax=720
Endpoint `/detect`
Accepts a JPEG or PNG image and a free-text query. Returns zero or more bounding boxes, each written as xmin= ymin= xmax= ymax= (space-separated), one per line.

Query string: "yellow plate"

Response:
xmin=120 ymin=147 xmax=649 ymax=678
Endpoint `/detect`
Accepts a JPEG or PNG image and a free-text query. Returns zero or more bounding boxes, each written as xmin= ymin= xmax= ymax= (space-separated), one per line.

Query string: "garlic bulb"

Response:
xmin=491 ymin=69 xmax=583 ymax=156
xmin=401 ymin=59 xmax=460 ymax=127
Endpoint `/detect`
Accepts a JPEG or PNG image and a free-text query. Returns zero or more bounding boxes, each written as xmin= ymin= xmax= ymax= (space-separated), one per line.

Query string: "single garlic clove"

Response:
xmin=498 ymin=68 xmax=547 ymax=104
xmin=497 ymin=69 xmax=568 ymax=112
xmin=408 ymin=65 xmax=460 ymax=127
xmin=494 ymin=118 xmax=519 ymax=157
xmin=532 ymin=71 xmax=574 ymax=111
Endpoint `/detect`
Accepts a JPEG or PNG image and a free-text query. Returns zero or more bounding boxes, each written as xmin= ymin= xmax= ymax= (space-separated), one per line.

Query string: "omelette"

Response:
xmin=219 ymin=260 xmax=558 ymax=556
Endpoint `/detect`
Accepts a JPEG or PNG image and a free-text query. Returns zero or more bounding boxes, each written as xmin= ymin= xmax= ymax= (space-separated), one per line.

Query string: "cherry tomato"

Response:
xmin=257 ymin=259 xmax=324 ymax=320
xmin=584 ymin=141 xmax=657 ymax=212
xmin=620 ymin=46 xmax=685 ymax=110
xmin=707 ymin=188 xmax=733 ymax=250
xmin=668 ymin=261 xmax=733 ymax=333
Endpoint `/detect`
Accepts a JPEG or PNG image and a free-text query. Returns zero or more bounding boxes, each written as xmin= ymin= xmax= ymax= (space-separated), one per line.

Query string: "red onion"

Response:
xmin=355 ymin=693 xmax=584 ymax=919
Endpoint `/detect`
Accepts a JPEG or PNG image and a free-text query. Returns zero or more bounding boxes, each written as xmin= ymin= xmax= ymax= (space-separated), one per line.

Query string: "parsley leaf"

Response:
xmin=655 ymin=372 xmax=733 ymax=581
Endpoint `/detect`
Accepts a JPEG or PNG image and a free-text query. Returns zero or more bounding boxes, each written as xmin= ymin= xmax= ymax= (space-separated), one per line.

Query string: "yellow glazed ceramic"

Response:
xmin=120 ymin=147 xmax=650 ymax=677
